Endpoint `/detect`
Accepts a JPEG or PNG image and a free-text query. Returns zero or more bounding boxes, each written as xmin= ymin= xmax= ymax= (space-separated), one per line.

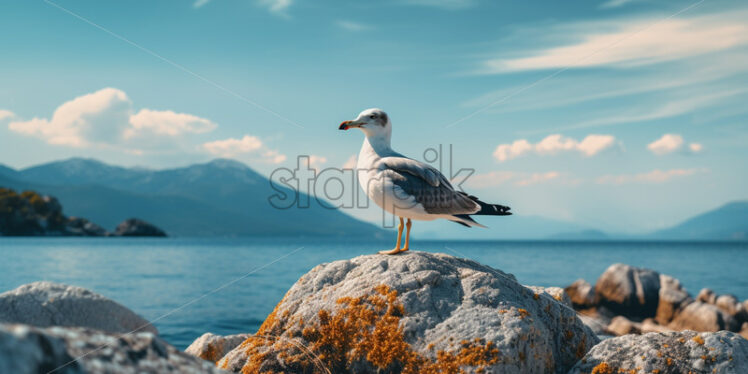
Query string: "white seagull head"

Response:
xmin=339 ymin=108 xmax=391 ymax=140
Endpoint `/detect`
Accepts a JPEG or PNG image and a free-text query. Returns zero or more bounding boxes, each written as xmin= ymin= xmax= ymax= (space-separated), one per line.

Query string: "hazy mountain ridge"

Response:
xmin=1 ymin=158 xmax=746 ymax=240
xmin=0 ymin=158 xmax=383 ymax=238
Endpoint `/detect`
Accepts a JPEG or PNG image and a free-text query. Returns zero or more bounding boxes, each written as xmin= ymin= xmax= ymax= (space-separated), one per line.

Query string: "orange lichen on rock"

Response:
xmin=591 ymin=362 xmax=615 ymax=374
xmin=235 ymin=285 xmax=500 ymax=374
xmin=518 ymin=308 xmax=530 ymax=319
xmin=692 ymin=335 xmax=705 ymax=345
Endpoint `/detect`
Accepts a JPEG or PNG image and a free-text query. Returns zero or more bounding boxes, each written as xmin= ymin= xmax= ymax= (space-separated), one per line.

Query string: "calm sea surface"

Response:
xmin=0 ymin=238 xmax=746 ymax=349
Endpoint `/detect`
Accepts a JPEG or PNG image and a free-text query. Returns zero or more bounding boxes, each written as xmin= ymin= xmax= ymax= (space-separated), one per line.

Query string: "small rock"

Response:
xmin=65 ymin=217 xmax=109 ymax=237
xmin=715 ymin=294 xmax=741 ymax=316
xmin=568 ymin=330 xmax=748 ymax=374
xmin=114 ymin=218 xmax=167 ymax=237
xmin=526 ymin=285 xmax=573 ymax=308
xmin=698 ymin=288 xmax=717 ymax=304
xmin=607 ymin=316 xmax=640 ymax=336
xmin=594 ymin=264 xmax=661 ymax=320
xmin=655 ymin=273 xmax=692 ymax=325
xmin=669 ymin=301 xmax=735 ymax=332
xmin=0 ymin=324 xmax=225 ymax=374
xmin=564 ymin=279 xmax=595 ymax=309
xmin=185 ymin=332 xmax=250 ymax=363
xmin=0 ymin=282 xmax=157 ymax=334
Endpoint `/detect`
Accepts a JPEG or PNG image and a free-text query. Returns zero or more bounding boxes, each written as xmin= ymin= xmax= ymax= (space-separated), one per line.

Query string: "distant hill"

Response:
xmin=1 ymin=158 xmax=384 ymax=238
xmin=650 ymin=201 xmax=748 ymax=240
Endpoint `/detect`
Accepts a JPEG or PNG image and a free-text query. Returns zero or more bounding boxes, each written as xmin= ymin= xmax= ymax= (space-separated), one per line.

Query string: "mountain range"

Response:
xmin=0 ymin=158 xmax=745 ymax=240
xmin=0 ymin=158 xmax=384 ymax=238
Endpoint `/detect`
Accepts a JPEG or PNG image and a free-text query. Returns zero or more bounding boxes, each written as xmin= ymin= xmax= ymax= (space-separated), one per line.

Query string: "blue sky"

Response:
xmin=1 ymin=0 xmax=747 ymax=233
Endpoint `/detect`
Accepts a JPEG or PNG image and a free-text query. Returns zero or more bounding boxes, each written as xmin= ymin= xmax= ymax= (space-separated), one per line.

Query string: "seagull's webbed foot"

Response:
xmin=379 ymin=247 xmax=403 ymax=255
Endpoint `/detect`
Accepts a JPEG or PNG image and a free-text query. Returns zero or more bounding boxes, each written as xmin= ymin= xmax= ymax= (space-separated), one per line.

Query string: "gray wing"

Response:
xmin=380 ymin=157 xmax=479 ymax=215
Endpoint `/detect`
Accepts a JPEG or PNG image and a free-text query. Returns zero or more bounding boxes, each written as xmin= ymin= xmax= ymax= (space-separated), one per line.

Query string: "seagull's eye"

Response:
xmin=370 ymin=114 xmax=377 ymax=119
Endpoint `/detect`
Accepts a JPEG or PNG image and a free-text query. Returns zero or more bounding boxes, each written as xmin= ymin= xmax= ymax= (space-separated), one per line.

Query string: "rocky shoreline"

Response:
xmin=1 ymin=252 xmax=746 ymax=373
xmin=0 ymin=188 xmax=166 ymax=237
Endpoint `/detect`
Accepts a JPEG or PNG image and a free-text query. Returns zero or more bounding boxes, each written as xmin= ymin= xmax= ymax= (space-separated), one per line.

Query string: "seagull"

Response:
xmin=339 ymin=108 xmax=511 ymax=255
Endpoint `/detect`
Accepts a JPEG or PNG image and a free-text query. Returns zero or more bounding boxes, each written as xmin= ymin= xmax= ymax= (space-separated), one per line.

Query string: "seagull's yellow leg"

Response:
xmin=400 ymin=219 xmax=412 ymax=253
xmin=379 ymin=217 xmax=404 ymax=255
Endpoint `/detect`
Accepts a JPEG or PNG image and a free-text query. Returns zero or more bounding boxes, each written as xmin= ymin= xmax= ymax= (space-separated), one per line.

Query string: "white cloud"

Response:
xmin=258 ymin=0 xmax=292 ymax=14
xmin=480 ymin=12 xmax=748 ymax=73
xmin=516 ymin=172 xmax=561 ymax=186
xmin=126 ymin=109 xmax=216 ymax=139
xmin=0 ymin=110 xmax=14 ymax=121
xmin=202 ymin=135 xmax=286 ymax=164
xmin=402 ymin=0 xmax=476 ymax=9
xmin=596 ymin=168 xmax=706 ymax=185
xmin=689 ymin=143 xmax=703 ymax=153
xmin=8 ymin=88 xmax=131 ymax=147
xmin=7 ymin=87 xmax=217 ymax=151
xmin=493 ymin=134 xmax=616 ymax=162
xmin=202 ymin=135 xmax=263 ymax=157
xmin=600 ymin=0 xmax=637 ymax=9
xmin=336 ymin=20 xmax=370 ymax=32
xmin=647 ymin=134 xmax=703 ymax=155
xmin=467 ymin=170 xmax=563 ymax=188
xmin=342 ymin=155 xmax=357 ymax=169
xmin=308 ymin=155 xmax=328 ymax=170
xmin=195 ymin=0 xmax=291 ymax=14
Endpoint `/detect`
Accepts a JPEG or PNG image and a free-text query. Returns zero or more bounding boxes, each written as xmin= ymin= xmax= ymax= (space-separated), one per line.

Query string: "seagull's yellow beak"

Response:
xmin=339 ymin=120 xmax=363 ymax=131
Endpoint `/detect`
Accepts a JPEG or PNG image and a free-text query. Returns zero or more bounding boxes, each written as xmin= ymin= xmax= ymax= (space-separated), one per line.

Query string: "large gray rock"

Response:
xmin=594 ymin=263 xmax=660 ymax=320
xmin=0 ymin=324 xmax=225 ymax=374
xmin=218 ymin=251 xmax=598 ymax=373
xmin=185 ymin=332 xmax=250 ymax=363
xmin=568 ymin=330 xmax=748 ymax=374
xmin=0 ymin=282 xmax=157 ymax=334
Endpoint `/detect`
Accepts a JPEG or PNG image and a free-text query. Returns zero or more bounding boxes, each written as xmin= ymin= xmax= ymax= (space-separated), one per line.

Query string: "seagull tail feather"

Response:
xmin=451 ymin=214 xmax=487 ymax=228
xmin=459 ymin=192 xmax=512 ymax=216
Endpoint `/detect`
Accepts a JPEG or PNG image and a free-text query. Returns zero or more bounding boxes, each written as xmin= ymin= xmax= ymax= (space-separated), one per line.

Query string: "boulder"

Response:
xmin=114 ymin=218 xmax=167 ymax=237
xmin=218 ymin=252 xmax=598 ymax=374
xmin=185 ymin=332 xmax=250 ymax=363
xmin=577 ymin=314 xmax=611 ymax=336
xmin=0 ymin=324 xmax=225 ymax=374
xmin=669 ymin=301 xmax=734 ymax=332
xmin=639 ymin=318 xmax=674 ymax=334
xmin=0 ymin=282 xmax=157 ymax=334
xmin=655 ymin=273 xmax=692 ymax=325
xmin=698 ymin=288 xmax=717 ymax=304
xmin=594 ymin=264 xmax=660 ymax=320
xmin=715 ymin=294 xmax=741 ymax=316
xmin=526 ymin=285 xmax=573 ymax=308
xmin=741 ymin=322 xmax=748 ymax=340
xmin=564 ymin=279 xmax=595 ymax=309
xmin=568 ymin=331 xmax=748 ymax=374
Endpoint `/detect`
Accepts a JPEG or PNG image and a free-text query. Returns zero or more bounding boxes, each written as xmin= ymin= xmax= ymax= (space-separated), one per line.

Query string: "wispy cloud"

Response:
xmin=202 ymin=135 xmax=286 ymax=164
xmin=336 ymin=20 xmax=370 ymax=32
xmin=258 ymin=0 xmax=292 ymax=15
xmin=494 ymin=134 xmax=617 ymax=162
xmin=540 ymin=87 xmax=748 ymax=133
xmin=596 ymin=168 xmax=707 ymax=185
xmin=193 ymin=0 xmax=211 ymax=8
xmin=467 ymin=170 xmax=562 ymax=188
xmin=342 ymin=155 xmax=357 ymax=169
xmin=7 ymin=88 xmax=217 ymax=151
xmin=0 ymin=110 xmax=14 ymax=121
xmin=194 ymin=0 xmax=292 ymax=15
xmin=402 ymin=0 xmax=476 ymax=10
xmin=479 ymin=11 xmax=748 ymax=73
xmin=599 ymin=0 xmax=638 ymax=9
xmin=647 ymin=134 xmax=703 ymax=155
